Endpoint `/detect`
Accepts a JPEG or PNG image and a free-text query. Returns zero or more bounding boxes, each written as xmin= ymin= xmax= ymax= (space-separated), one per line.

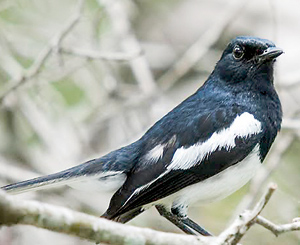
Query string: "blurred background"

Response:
xmin=0 ymin=0 xmax=299 ymax=244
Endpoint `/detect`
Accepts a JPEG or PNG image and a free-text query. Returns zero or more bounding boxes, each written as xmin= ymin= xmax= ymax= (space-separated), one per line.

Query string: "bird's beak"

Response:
xmin=257 ymin=47 xmax=284 ymax=62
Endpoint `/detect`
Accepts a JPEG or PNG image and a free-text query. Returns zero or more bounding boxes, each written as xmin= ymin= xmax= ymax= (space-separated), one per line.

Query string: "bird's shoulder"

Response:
xmin=141 ymin=87 xmax=246 ymax=150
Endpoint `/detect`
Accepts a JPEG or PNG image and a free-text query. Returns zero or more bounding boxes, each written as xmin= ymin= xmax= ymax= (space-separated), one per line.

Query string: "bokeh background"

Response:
xmin=0 ymin=0 xmax=299 ymax=244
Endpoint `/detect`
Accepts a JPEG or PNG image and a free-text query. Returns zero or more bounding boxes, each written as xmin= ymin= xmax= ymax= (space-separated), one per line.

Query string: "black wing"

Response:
xmin=104 ymin=106 xmax=263 ymax=219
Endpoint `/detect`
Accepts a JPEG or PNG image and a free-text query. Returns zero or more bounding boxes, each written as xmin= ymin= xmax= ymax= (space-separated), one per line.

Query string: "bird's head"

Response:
xmin=211 ymin=36 xmax=283 ymax=89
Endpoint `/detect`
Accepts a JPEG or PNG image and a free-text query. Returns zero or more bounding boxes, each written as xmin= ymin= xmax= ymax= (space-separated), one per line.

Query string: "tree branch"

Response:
xmin=256 ymin=216 xmax=300 ymax=237
xmin=60 ymin=47 xmax=142 ymax=62
xmin=0 ymin=190 xmax=210 ymax=245
xmin=0 ymin=0 xmax=85 ymax=104
xmin=0 ymin=183 xmax=299 ymax=244
xmin=216 ymin=183 xmax=277 ymax=245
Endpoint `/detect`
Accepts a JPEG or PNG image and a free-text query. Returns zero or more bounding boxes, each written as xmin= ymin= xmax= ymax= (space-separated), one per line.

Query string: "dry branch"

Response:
xmin=256 ymin=216 xmax=300 ymax=237
xmin=0 ymin=0 xmax=85 ymax=104
xmin=60 ymin=47 xmax=142 ymax=62
xmin=216 ymin=183 xmax=277 ymax=245
xmin=0 ymin=190 xmax=209 ymax=245
xmin=0 ymin=183 xmax=299 ymax=245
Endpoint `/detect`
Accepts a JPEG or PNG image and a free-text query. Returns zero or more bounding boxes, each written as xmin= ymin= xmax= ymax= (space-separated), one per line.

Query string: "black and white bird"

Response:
xmin=2 ymin=36 xmax=283 ymax=236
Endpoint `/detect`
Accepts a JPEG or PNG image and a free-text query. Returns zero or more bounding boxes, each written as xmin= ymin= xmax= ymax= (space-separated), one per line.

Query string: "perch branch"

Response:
xmin=0 ymin=190 xmax=209 ymax=245
xmin=1 ymin=180 xmax=299 ymax=245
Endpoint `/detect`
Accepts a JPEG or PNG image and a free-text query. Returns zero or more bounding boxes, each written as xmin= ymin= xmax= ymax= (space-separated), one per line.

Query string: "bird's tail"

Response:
xmin=1 ymin=143 xmax=140 ymax=195
xmin=1 ymin=158 xmax=108 ymax=194
xmin=2 ymin=166 xmax=83 ymax=194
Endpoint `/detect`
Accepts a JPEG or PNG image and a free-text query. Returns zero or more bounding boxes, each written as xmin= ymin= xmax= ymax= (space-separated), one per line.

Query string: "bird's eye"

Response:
xmin=233 ymin=45 xmax=244 ymax=60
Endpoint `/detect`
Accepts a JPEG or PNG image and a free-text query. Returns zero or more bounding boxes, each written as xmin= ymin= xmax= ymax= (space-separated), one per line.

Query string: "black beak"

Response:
xmin=258 ymin=47 xmax=284 ymax=62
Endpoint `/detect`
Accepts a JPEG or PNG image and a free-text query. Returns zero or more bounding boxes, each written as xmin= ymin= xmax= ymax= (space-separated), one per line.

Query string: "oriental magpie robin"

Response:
xmin=2 ymin=36 xmax=283 ymax=236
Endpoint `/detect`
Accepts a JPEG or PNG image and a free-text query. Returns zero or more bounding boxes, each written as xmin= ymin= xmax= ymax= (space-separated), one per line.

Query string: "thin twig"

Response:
xmin=0 ymin=0 xmax=85 ymax=104
xmin=216 ymin=183 xmax=277 ymax=245
xmin=256 ymin=216 xmax=300 ymax=236
xmin=60 ymin=47 xmax=142 ymax=61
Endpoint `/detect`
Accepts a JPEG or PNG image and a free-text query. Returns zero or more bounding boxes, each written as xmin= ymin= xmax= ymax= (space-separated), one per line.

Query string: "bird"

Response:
xmin=1 ymin=36 xmax=283 ymax=236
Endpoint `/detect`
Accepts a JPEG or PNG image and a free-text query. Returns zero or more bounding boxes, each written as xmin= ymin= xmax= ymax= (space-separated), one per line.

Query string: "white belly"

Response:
xmin=161 ymin=144 xmax=261 ymax=208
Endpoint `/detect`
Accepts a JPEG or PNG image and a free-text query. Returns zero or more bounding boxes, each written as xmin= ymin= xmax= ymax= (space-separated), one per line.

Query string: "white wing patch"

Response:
xmin=121 ymin=112 xmax=261 ymax=208
xmin=144 ymin=144 xmax=164 ymax=163
xmin=168 ymin=112 xmax=261 ymax=170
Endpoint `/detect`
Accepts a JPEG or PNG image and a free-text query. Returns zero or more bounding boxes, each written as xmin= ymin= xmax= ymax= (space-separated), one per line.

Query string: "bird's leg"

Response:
xmin=181 ymin=217 xmax=212 ymax=236
xmin=155 ymin=205 xmax=197 ymax=235
xmin=155 ymin=205 xmax=212 ymax=236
